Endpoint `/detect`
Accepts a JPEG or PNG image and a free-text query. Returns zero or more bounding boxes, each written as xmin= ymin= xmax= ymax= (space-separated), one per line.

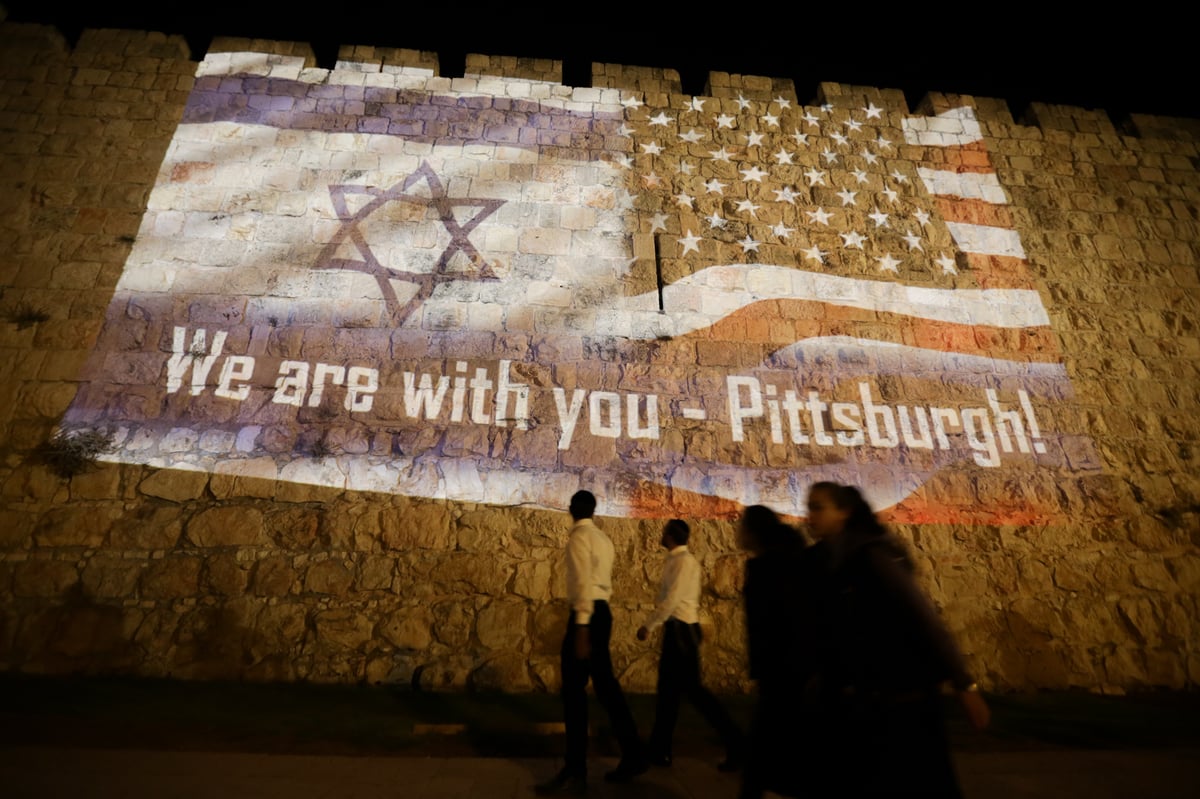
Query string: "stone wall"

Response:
xmin=0 ymin=19 xmax=1197 ymax=694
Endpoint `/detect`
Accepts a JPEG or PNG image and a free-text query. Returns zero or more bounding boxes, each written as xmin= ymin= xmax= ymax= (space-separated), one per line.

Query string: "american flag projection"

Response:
xmin=63 ymin=51 xmax=1099 ymax=522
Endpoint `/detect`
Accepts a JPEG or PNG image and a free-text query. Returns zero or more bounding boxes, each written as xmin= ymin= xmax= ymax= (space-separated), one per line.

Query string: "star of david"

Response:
xmin=314 ymin=161 xmax=506 ymax=323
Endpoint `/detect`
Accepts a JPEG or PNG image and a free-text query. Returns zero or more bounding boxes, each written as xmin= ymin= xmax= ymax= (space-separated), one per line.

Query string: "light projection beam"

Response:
xmin=63 ymin=52 xmax=1099 ymax=522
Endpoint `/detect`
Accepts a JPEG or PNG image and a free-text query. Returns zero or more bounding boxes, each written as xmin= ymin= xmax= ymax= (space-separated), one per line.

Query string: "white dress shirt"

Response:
xmin=565 ymin=517 xmax=614 ymax=624
xmin=643 ymin=545 xmax=701 ymax=631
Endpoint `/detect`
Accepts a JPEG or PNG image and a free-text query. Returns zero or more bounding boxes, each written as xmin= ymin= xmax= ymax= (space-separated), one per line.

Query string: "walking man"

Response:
xmin=637 ymin=519 xmax=744 ymax=771
xmin=536 ymin=490 xmax=647 ymax=796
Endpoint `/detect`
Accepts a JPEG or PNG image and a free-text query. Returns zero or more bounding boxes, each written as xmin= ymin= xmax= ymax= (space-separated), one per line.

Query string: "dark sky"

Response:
xmin=4 ymin=3 xmax=1196 ymax=123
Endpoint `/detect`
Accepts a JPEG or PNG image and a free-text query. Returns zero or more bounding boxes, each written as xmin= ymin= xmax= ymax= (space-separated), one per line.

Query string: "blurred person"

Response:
xmin=636 ymin=518 xmax=744 ymax=771
xmin=806 ymin=481 xmax=990 ymax=797
xmin=737 ymin=504 xmax=827 ymax=799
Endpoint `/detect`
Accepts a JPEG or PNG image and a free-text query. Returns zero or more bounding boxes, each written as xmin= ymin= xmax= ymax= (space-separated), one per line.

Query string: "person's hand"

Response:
xmin=959 ymin=688 xmax=991 ymax=731
xmin=574 ymin=626 xmax=591 ymax=660
xmin=636 ymin=626 xmax=649 ymax=642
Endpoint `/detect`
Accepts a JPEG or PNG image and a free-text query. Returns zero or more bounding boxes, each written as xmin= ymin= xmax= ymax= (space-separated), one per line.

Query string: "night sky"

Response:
xmin=2 ymin=4 xmax=1196 ymax=123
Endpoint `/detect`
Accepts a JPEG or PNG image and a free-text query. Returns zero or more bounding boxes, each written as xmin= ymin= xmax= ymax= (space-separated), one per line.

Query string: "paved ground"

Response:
xmin=1 ymin=677 xmax=1198 ymax=797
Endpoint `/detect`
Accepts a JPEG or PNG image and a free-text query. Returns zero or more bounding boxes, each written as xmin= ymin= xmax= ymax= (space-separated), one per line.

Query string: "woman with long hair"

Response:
xmin=806 ymin=481 xmax=990 ymax=797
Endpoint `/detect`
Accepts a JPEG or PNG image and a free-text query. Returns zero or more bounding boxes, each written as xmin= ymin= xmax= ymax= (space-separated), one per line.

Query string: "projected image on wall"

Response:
xmin=63 ymin=51 xmax=1099 ymax=521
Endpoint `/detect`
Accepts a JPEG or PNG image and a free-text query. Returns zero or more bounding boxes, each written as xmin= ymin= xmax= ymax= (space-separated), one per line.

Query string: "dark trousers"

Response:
xmin=561 ymin=600 xmax=642 ymax=775
xmin=649 ymin=619 xmax=742 ymax=756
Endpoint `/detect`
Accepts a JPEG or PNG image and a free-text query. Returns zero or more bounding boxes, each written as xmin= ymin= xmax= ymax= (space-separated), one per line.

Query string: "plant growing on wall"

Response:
xmin=39 ymin=428 xmax=116 ymax=478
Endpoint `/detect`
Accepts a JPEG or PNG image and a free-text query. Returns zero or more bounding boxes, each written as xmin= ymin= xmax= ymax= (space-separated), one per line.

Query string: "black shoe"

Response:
xmin=535 ymin=768 xmax=587 ymax=796
xmin=604 ymin=759 xmax=649 ymax=783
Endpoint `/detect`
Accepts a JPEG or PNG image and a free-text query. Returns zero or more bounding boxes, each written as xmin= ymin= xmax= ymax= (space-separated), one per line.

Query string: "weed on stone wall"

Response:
xmin=39 ymin=428 xmax=116 ymax=478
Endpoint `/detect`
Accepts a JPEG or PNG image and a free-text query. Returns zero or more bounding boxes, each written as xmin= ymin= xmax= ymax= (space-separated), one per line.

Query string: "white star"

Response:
xmin=640 ymin=141 xmax=663 ymax=155
xmin=804 ymin=168 xmax=826 ymax=186
xmin=852 ymin=168 xmax=869 ymax=184
xmin=746 ymin=130 xmax=765 ymax=147
xmin=821 ymin=149 xmax=839 ymax=165
xmin=802 ymin=111 xmax=820 ymax=127
xmin=880 ymin=187 xmax=899 ymax=203
xmin=649 ymin=213 xmax=670 ymax=233
xmin=761 ymin=112 xmax=780 ymax=127
xmin=614 ymin=154 xmax=632 ymax=169
xmin=740 ymin=165 xmax=768 ymax=182
xmin=679 ymin=161 xmax=695 ymax=175
xmin=704 ymin=178 xmax=726 ymax=194
xmin=863 ymin=102 xmax=883 ymax=119
xmin=678 ymin=128 xmax=704 ymax=143
xmin=902 ymin=231 xmax=924 ymax=251
xmin=802 ymin=244 xmax=827 ymax=264
xmin=806 ymin=207 xmax=833 ymax=225
xmin=736 ymin=199 xmax=761 ymax=217
xmin=830 ymin=131 xmax=849 ymax=147
xmin=706 ymin=212 xmax=728 ymax=229
xmin=740 ymin=234 xmax=761 ymax=253
xmin=690 ymin=97 xmax=706 ymax=112
xmin=675 ymin=192 xmax=694 ymax=209
xmin=877 ymin=253 xmax=902 ymax=273
xmin=716 ymin=113 xmax=736 ymax=128
xmin=876 ymin=135 xmax=893 ymax=150
xmin=936 ymin=252 xmax=958 ymax=274
xmin=867 ymin=208 xmax=890 ymax=228
xmin=861 ymin=149 xmax=879 ymax=165
xmin=709 ymin=146 xmax=734 ymax=162
xmin=773 ymin=186 xmax=800 ymax=204
xmin=774 ymin=148 xmax=794 ymax=165
xmin=914 ymin=208 xmax=932 ymax=226
xmin=774 ymin=96 xmax=792 ymax=109
xmin=736 ymin=94 xmax=752 ymax=111
xmin=649 ymin=111 xmax=671 ymax=126
xmin=841 ymin=231 xmax=867 ymax=249
xmin=845 ymin=118 xmax=863 ymax=132
xmin=890 ymin=169 xmax=909 ymax=184
xmin=772 ymin=221 xmax=796 ymax=239
xmin=621 ymin=95 xmax=643 ymax=109
xmin=836 ymin=188 xmax=858 ymax=206
xmin=679 ymin=230 xmax=702 ymax=255
xmin=791 ymin=130 xmax=810 ymax=145
xmin=617 ymin=123 xmax=634 ymax=137
xmin=820 ymin=103 xmax=833 ymax=113
xmin=641 ymin=172 xmax=661 ymax=188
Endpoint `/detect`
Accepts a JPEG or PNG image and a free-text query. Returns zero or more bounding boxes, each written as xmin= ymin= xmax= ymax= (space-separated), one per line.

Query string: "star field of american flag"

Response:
xmin=618 ymin=94 xmax=964 ymax=288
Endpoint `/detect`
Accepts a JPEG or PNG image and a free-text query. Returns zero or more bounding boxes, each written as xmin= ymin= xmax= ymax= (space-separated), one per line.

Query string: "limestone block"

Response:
xmin=203 ymin=553 xmax=251 ymax=596
xmin=475 ymin=599 xmax=528 ymax=652
xmin=49 ymin=604 xmax=129 ymax=660
xmin=707 ymin=554 xmax=744 ymax=599
xmin=33 ymin=504 xmax=123 ymax=547
xmin=137 ymin=468 xmax=209 ymax=501
xmin=531 ymin=603 xmax=568 ymax=656
xmin=356 ymin=555 xmax=396 ymax=591
xmin=0 ymin=509 xmax=37 ymax=548
xmin=1131 ymin=559 xmax=1177 ymax=592
xmin=267 ymin=507 xmax=321 ymax=549
xmin=186 ymin=506 xmax=267 ymax=547
xmin=69 ymin=462 xmax=123 ymax=500
xmin=80 ymin=556 xmax=143 ymax=599
xmin=12 ymin=559 xmax=79 ymax=597
xmin=251 ymin=603 xmax=307 ymax=660
xmin=304 ymin=559 xmax=353 ymax=596
xmin=430 ymin=554 xmax=512 ymax=595
xmin=413 ymin=656 xmax=473 ymax=692
xmin=380 ymin=504 xmax=453 ymax=550
xmin=378 ymin=606 xmax=434 ymax=651
xmin=251 ymin=556 xmax=295 ymax=597
xmin=108 ymin=502 xmax=182 ymax=551
xmin=139 ymin=558 xmax=202 ymax=599
xmin=511 ymin=559 xmax=552 ymax=600
xmin=313 ymin=608 xmax=375 ymax=651
xmin=431 ymin=600 xmax=472 ymax=650
xmin=469 ymin=652 xmax=534 ymax=692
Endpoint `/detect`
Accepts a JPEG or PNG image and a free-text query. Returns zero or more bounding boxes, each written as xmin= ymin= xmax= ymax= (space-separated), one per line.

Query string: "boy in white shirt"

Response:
xmin=637 ymin=518 xmax=744 ymax=771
